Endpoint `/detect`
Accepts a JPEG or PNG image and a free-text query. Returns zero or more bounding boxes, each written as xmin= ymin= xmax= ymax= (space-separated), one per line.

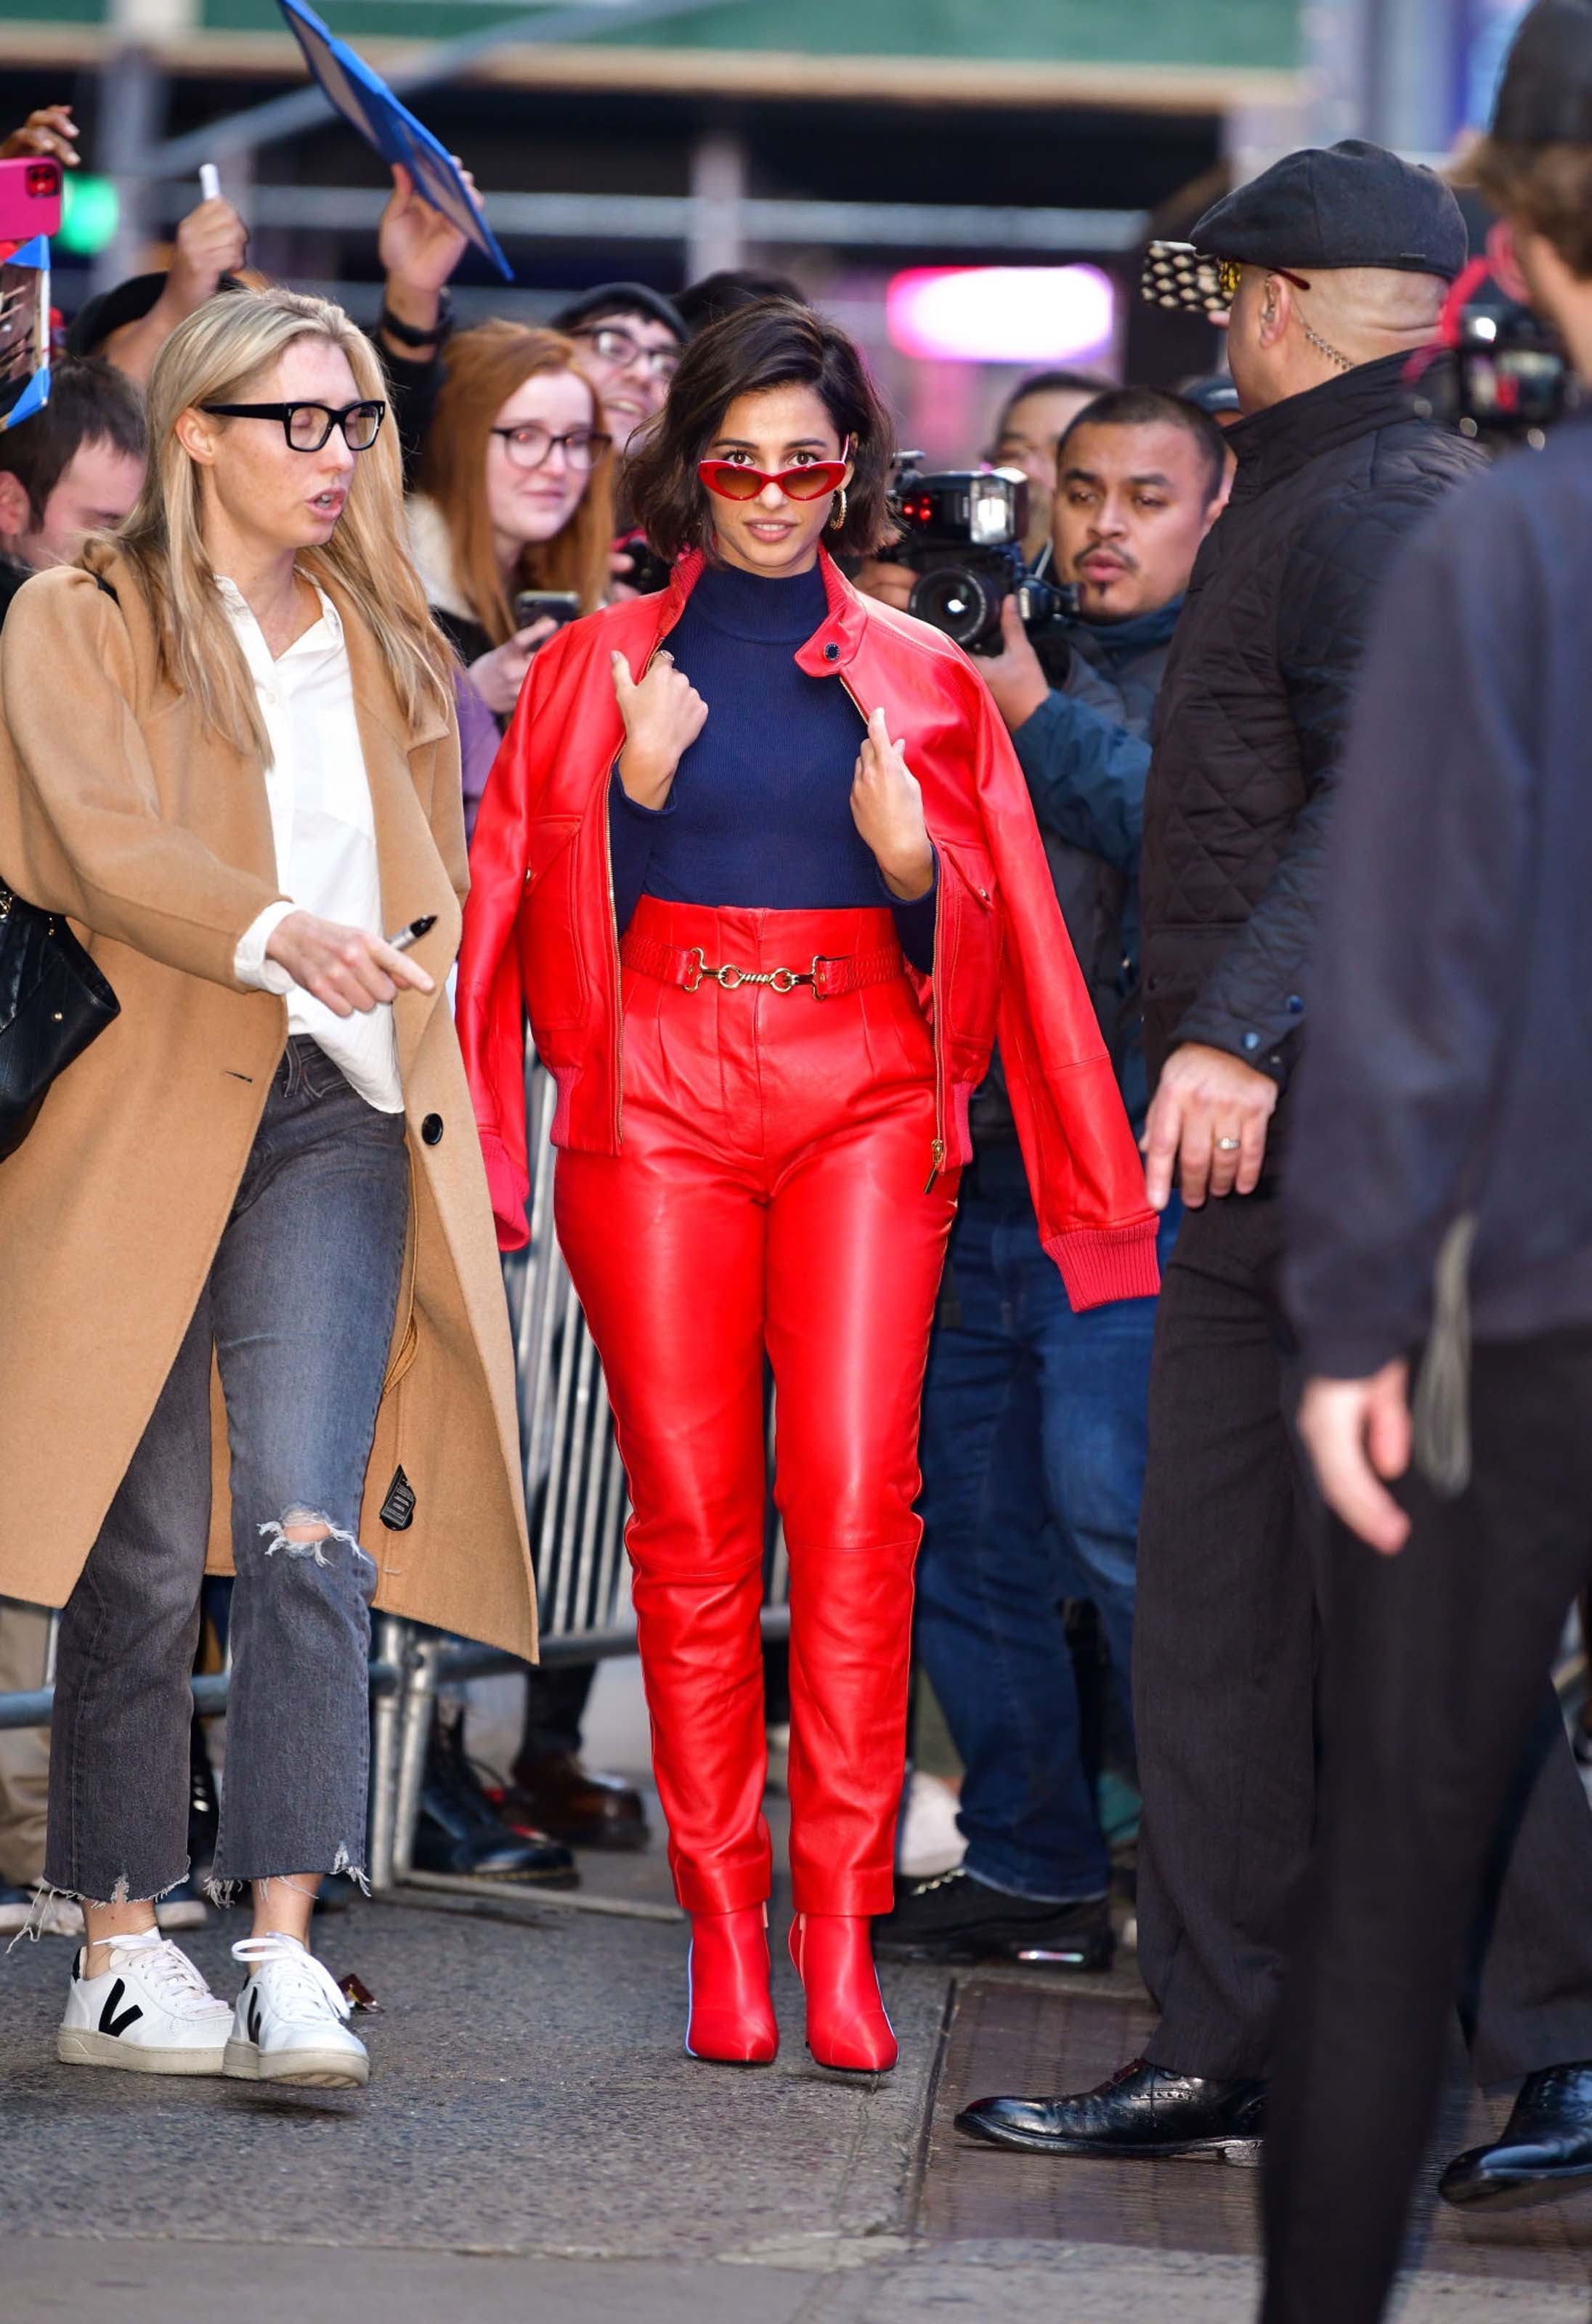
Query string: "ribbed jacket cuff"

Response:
xmin=478 ymin=1126 xmax=531 ymax=1254
xmin=1047 ymin=1218 xmax=1162 ymax=1312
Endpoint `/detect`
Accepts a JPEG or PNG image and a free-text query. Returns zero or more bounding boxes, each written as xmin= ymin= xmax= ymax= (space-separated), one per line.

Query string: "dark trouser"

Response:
xmin=521 ymin=1662 xmax=595 ymax=1760
xmin=1263 ymin=1325 xmax=1592 ymax=2323
xmin=1134 ymin=1195 xmax=1592 ymax=2083
xmin=46 ymin=1039 xmax=408 ymax=1904
xmin=915 ymin=1145 xmax=1174 ymax=1901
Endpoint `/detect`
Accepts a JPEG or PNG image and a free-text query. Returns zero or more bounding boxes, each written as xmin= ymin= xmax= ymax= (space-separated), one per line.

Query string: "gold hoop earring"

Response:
xmin=829 ymin=486 xmax=848 ymax=532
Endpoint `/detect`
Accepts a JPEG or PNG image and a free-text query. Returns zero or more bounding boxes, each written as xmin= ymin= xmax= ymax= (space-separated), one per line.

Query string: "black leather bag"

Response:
xmin=0 ymin=880 xmax=119 ymax=1161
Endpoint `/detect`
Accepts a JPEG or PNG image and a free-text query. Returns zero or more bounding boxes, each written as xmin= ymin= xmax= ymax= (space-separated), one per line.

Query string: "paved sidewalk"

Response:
xmin=6 ymin=1667 xmax=1592 ymax=2324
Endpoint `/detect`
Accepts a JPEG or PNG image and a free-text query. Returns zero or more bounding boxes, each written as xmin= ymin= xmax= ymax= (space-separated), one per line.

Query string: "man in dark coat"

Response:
xmin=957 ymin=138 xmax=1592 ymax=2189
xmin=876 ymin=390 xmax=1225 ymax=1969
xmin=1264 ymin=7 xmax=1592 ymax=2312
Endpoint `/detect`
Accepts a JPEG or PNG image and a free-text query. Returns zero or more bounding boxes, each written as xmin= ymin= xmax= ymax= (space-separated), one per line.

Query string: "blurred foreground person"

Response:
xmin=880 ymin=389 xmax=1227 ymax=1970
xmin=0 ymin=288 xmax=534 ymax=2088
xmin=458 ymin=300 xmax=1157 ymax=2073
xmin=1264 ymin=7 xmax=1592 ymax=2313
xmin=958 ymin=138 xmax=1592 ymax=2182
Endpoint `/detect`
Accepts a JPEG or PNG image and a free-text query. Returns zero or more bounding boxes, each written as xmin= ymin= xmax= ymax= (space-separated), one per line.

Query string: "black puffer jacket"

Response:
xmin=1140 ymin=353 xmax=1482 ymax=1105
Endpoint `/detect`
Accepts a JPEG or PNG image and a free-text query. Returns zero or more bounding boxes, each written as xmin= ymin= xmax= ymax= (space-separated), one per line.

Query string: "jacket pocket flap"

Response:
xmin=526 ymin=816 xmax=582 ymax=892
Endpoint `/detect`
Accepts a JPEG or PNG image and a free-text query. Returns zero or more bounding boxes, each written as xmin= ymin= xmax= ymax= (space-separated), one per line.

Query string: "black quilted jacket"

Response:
xmin=1139 ymin=352 xmax=1483 ymax=1108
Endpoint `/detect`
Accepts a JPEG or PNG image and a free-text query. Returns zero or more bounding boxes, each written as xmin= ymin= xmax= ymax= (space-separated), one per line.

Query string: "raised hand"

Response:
xmin=612 ymin=649 xmax=707 ymax=810
xmin=850 ymin=707 xmax=933 ymax=899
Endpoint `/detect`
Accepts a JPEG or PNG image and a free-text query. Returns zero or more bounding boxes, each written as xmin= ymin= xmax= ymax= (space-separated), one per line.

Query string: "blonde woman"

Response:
xmin=407 ymin=320 xmax=615 ymax=721
xmin=0 ymin=288 xmax=534 ymax=2088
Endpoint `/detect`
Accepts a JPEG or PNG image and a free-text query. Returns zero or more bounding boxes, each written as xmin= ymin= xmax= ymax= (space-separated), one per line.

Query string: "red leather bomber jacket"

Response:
xmin=456 ymin=548 xmax=1160 ymax=1312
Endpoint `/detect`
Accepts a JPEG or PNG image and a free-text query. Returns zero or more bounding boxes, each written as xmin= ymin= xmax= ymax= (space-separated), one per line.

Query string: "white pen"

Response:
xmin=387 ymin=915 xmax=436 ymax=953
xmin=199 ymin=162 xmax=220 ymax=203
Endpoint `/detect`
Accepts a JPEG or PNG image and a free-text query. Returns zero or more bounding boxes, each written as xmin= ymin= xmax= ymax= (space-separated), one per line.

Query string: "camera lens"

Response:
xmin=910 ymin=564 xmax=996 ymax=651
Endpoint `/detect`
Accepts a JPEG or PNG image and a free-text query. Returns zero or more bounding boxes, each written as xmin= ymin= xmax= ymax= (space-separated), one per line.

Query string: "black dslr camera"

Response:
xmin=1408 ymin=266 xmax=1577 ymax=450
xmin=888 ymin=455 xmax=1076 ymax=654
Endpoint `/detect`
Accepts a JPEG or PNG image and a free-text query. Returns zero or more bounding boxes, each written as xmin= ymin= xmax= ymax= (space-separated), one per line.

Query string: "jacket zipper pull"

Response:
xmin=923 ymin=1137 xmax=946 ymax=1194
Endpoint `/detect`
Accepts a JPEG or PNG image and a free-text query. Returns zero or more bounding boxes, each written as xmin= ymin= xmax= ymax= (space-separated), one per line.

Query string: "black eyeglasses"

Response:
xmin=200 ymin=399 xmax=387 ymax=452
xmin=490 ymin=423 xmax=612 ymax=474
xmin=569 ymin=324 xmax=680 ymax=381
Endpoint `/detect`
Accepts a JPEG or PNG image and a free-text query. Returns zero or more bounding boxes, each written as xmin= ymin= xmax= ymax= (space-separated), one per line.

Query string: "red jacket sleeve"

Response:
xmin=971 ymin=676 xmax=1161 ymax=1308
xmin=456 ymin=637 xmax=566 ymax=1253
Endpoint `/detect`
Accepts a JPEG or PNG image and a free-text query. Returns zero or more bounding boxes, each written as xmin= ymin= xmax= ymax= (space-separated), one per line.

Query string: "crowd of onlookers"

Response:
xmin=0 ymin=96 xmax=1213 ymax=1940
xmin=8 ymin=0 xmax=1592 ymax=2296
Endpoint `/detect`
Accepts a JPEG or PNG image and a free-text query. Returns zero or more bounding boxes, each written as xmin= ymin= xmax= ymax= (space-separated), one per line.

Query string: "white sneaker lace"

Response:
xmin=231 ymin=1934 xmax=352 ymax=2027
xmin=100 ymin=1930 xmax=222 ymax=2016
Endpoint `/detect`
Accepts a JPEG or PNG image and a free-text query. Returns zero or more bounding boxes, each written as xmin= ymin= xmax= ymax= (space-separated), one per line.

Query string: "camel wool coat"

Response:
xmin=0 ymin=550 xmax=537 ymax=1659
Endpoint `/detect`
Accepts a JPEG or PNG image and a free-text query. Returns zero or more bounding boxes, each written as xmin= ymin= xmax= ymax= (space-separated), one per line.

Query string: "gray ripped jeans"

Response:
xmin=46 ymin=1037 xmax=408 ymax=1905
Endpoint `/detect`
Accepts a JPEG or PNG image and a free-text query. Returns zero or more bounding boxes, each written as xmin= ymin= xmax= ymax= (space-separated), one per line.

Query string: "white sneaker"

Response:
xmin=225 ymin=1933 xmax=369 ymax=2089
xmin=896 ymin=1769 xmax=968 ymax=1880
xmin=57 ymin=1931 xmax=231 ymax=2074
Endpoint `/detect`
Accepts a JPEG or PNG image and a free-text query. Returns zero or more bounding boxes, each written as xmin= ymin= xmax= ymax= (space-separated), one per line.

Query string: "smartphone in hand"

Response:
xmin=512 ymin=590 xmax=581 ymax=633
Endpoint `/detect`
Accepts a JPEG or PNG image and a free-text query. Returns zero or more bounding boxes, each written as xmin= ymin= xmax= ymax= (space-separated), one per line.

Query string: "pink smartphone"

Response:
xmin=0 ymin=157 xmax=62 ymax=244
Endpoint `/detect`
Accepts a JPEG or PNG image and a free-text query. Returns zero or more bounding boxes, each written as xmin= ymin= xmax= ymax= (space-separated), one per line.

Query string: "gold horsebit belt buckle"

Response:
xmin=682 ymin=947 xmax=827 ymax=996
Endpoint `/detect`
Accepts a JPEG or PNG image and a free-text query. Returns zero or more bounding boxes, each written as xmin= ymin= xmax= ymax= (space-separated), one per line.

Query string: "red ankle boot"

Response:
xmin=789 ymin=1912 xmax=897 ymax=2073
xmin=686 ymin=1906 xmax=778 ymax=2065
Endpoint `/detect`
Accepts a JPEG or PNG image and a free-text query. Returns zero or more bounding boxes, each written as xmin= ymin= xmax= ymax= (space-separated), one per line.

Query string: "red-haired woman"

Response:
xmin=457 ymin=301 xmax=1157 ymax=2074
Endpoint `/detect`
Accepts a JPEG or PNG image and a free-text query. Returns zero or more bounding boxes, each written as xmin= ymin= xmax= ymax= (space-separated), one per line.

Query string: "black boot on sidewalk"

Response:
xmin=1439 ymin=2063 xmax=1592 ymax=2209
xmin=955 ymin=2057 xmax=1266 ymax=2163
xmin=413 ymin=1707 xmax=580 ymax=1888
xmin=875 ymin=1864 xmax=1114 ymax=1969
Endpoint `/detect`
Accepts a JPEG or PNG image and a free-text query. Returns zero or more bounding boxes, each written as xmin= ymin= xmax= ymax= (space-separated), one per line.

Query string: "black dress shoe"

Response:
xmin=955 ymin=2055 xmax=1266 ymax=2164
xmin=412 ymin=1713 xmax=580 ymax=1887
xmin=874 ymin=1865 xmax=1114 ymax=1970
xmin=1439 ymin=2063 xmax=1592 ymax=2210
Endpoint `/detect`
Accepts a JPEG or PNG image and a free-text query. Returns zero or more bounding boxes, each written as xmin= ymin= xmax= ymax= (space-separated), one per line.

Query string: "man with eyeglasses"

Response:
xmin=956 ymin=137 xmax=1592 ymax=2195
xmin=549 ymin=283 xmax=686 ymax=455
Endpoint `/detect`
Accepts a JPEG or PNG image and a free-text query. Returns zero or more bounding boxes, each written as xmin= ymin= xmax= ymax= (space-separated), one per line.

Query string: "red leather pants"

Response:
xmin=555 ymin=899 xmax=957 ymax=1916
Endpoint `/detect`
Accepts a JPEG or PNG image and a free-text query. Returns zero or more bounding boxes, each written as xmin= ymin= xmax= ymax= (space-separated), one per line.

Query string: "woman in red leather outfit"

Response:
xmin=458 ymin=301 xmax=1157 ymax=2074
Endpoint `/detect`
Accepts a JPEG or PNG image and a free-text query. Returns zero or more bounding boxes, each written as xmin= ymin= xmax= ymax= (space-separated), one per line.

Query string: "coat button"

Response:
xmin=421 ymin=1113 xmax=444 ymax=1145
xmin=823 ymin=641 xmax=839 ymax=662
xmin=1242 ymin=1031 xmax=1261 ymax=1052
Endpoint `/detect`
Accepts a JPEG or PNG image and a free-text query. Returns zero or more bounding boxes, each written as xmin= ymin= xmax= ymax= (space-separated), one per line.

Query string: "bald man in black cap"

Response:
xmin=1262 ymin=6 xmax=1592 ymax=2313
xmin=956 ymin=134 xmax=1592 ymax=2195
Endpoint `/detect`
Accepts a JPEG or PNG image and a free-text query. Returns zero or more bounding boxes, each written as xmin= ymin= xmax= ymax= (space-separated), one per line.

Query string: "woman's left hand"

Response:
xmin=850 ymin=707 xmax=933 ymax=900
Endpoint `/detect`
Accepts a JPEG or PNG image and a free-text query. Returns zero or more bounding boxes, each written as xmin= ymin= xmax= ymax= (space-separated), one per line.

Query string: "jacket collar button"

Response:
xmin=823 ymin=641 xmax=839 ymax=662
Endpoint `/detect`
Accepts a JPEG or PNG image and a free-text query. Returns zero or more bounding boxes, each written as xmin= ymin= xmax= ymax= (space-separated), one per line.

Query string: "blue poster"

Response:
xmin=278 ymin=0 xmax=513 ymax=280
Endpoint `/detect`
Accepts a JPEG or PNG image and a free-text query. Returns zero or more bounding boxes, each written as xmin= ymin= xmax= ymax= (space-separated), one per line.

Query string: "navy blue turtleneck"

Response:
xmin=607 ymin=560 xmax=937 ymax=972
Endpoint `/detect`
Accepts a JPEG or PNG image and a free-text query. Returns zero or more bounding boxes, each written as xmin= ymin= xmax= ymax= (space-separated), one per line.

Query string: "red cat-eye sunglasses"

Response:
xmin=696 ymin=458 xmax=850 ymax=503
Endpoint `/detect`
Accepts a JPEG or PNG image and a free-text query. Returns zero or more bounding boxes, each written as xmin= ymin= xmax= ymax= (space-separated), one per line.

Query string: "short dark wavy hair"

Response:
xmin=625 ymin=298 xmax=897 ymax=562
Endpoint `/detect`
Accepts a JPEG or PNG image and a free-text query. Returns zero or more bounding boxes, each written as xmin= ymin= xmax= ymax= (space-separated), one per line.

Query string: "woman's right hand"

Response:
xmin=612 ymin=649 xmax=707 ymax=809
xmin=468 ymin=617 xmax=559 ymax=718
xmin=264 ymin=911 xmax=436 ymax=1017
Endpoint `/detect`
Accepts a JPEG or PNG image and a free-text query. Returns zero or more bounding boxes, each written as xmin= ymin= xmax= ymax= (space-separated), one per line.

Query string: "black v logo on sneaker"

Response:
xmin=247 ymin=1990 xmax=263 ymax=2046
xmin=98 ymin=1978 xmax=143 ymax=2038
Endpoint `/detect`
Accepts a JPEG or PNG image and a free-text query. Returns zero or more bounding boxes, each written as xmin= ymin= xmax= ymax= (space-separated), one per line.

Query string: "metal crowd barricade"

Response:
xmin=0 ymin=1052 xmax=790 ymax=1923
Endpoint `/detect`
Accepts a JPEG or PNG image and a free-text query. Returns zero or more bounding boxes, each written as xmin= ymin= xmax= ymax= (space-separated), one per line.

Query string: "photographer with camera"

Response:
xmin=875 ymin=389 xmax=1224 ymax=1969
xmin=1261 ymin=4 xmax=1592 ymax=2309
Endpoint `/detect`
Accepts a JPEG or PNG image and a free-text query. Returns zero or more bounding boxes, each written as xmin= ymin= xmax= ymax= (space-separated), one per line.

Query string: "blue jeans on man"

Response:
xmin=914 ymin=1142 xmax=1177 ymax=1904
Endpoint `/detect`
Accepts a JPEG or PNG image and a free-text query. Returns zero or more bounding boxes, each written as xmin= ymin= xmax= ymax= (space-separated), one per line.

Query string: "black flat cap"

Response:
xmin=550 ymin=281 xmax=686 ymax=341
xmin=1492 ymin=0 xmax=1592 ymax=142
xmin=1141 ymin=139 xmax=1468 ymax=315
